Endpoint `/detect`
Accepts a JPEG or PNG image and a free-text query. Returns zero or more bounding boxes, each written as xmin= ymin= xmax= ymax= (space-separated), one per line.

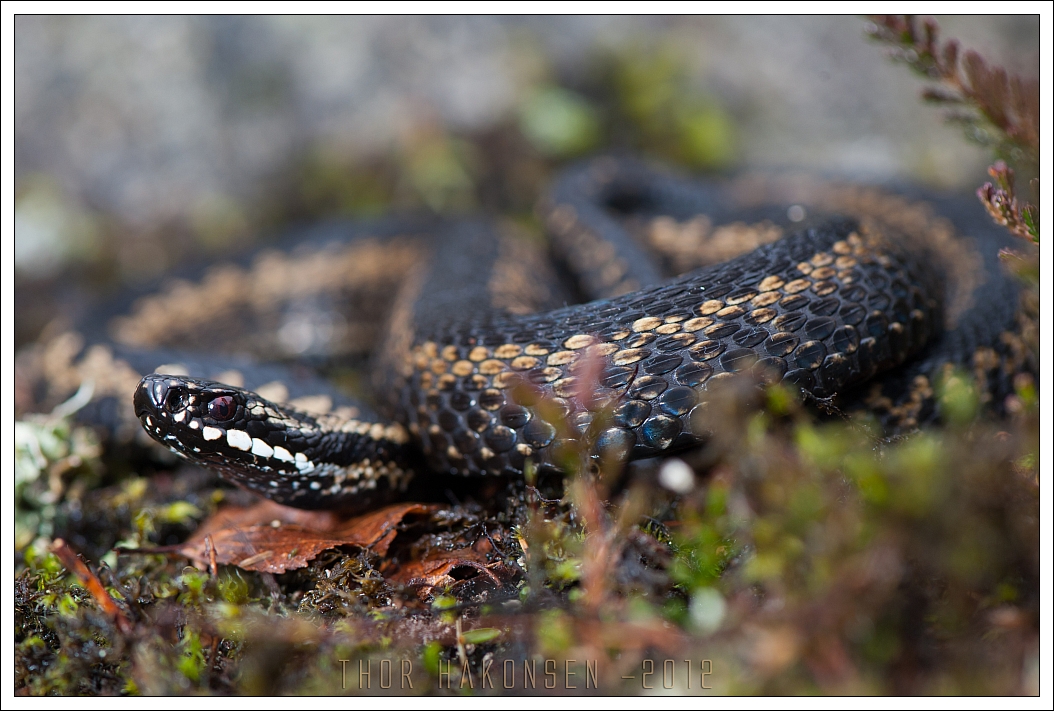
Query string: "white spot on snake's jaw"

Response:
xmin=273 ymin=446 xmax=294 ymax=463
xmin=227 ymin=429 xmax=253 ymax=451
xmin=202 ymin=426 xmax=224 ymax=441
xmin=173 ymin=410 xmax=186 ymax=423
xmin=295 ymin=451 xmax=315 ymax=473
xmin=251 ymin=438 xmax=274 ymax=458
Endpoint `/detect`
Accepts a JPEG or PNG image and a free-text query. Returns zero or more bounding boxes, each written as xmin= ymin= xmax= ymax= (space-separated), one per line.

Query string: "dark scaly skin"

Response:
xmin=543 ymin=158 xmax=1032 ymax=431
xmin=123 ymin=158 xmax=1029 ymax=510
xmin=135 ymin=221 xmax=943 ymax=508
xmin=383 ymin=219 xmax=942 ymax=478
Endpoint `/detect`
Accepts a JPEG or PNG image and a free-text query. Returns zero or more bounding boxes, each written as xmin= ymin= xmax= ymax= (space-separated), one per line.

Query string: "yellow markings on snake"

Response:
xmin=563 ymin=334 xmax=596 ymax=349
xmin=716 ymin=305 xmax=745 ymax=319
xmin=726 ymin=291 xmax=757 ymax=305
xmin=631 ymin=317 xmax=662 ymax=332
xmin=682 ymin=317 xmax=713 ymax=332
xmin=451 ymin=360 xmax=474 ymax=377
xmin=757 ymin=275 xmax=785 ymax=291
xmin=511 ymin=356 xmax=540 ymax=370
xmin=479 ymin=359 xmax=506 ymax=375
xmin=697 ymin=300 xmax=724 ymax=315
xmin=753 ymin=290 xmax=782 ymax=306
xmin=546 ymin=351 xmax=577 ymax=366
xmin=611 ymin=348 xmax=647 ymax=366
xmin=589 ymin=343 xmax=619 ymax=357
xmin=493 ymin=344 xmax=522 ymax=358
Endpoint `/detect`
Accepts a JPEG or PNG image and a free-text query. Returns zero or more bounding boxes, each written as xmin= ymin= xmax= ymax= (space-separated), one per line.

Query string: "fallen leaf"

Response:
xmin=334 ymin=502 xmax=441 ymax=555
xmin=190 ymin=499 xmax=344 ymax=538
xmin=175 ymin=501 xmax=443 ymax=573
xmin=387 ymin=551 xmax=500 ymax=588
xmin=189 ymin=524 xmax=351 ymax=573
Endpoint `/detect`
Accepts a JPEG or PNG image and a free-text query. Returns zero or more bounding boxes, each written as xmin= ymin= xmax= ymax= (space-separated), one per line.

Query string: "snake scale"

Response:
xmin=25 ymin=157 xmax=1033 ymax=512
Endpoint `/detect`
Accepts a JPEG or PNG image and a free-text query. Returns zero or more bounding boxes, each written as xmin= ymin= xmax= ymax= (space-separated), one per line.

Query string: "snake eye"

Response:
xmin=207 ymin=395 xmax=236 ymax=422
xmin=164 ymin=387 xmax=188 ymax=413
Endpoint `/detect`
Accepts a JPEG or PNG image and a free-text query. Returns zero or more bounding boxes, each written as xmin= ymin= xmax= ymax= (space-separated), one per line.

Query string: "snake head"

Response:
xmin=134 ymin=372 xmax=413 ymax=510
xmin=134 ymin=374 xmax=261 ymax=463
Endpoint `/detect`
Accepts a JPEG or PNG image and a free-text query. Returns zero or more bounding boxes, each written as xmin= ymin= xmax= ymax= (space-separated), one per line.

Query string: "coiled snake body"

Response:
xmin=63 ymin=158 xmax=1029 ymax=511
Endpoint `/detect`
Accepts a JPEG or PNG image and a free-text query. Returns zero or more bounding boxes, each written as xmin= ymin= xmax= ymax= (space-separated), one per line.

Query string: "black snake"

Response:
xmin=26 ymin=157 xmax=1033 ymax=512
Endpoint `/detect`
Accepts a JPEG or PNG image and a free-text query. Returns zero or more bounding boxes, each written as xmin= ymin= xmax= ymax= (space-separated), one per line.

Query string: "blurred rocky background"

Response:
xmin=14 ymin=15 xmax=1039 ymax=346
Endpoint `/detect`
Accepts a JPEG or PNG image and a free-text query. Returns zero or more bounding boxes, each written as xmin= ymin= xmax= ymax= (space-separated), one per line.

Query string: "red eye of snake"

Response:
xmin=207 ymin=396 xmax=236 ymax=421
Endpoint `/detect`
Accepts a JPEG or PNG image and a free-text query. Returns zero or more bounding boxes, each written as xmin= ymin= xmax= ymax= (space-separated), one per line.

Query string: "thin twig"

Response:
xmin=51 ymin=538 xmax=134 ymax=635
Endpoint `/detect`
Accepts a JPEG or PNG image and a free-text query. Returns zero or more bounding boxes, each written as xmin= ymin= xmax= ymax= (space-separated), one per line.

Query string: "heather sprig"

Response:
xmin=978 ymin=161 xmax=1039 ymax=244
xmin=866 ymin=15 xmax=1038 ymax=163
xmin=867 ymin=15 xmax=1039 ymax=246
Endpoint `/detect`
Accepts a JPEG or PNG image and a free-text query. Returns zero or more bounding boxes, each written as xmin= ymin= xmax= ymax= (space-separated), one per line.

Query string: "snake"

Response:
xmin=26 ymin=157 xmax=1032 ymax=512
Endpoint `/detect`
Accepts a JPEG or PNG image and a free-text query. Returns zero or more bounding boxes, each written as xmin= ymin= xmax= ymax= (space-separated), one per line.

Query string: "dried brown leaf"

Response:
xmin=334 ymin=502 xmax=442 ymax=556
xmin=182 ymin=524 xmax=353 ymax=574
xmin=176 ymin=501 xmax=443 ymax=573
xmin=386 ymin=548 xmax=502 ymax=589
xmin=189 ymin=499 xmax=344 ymax=540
